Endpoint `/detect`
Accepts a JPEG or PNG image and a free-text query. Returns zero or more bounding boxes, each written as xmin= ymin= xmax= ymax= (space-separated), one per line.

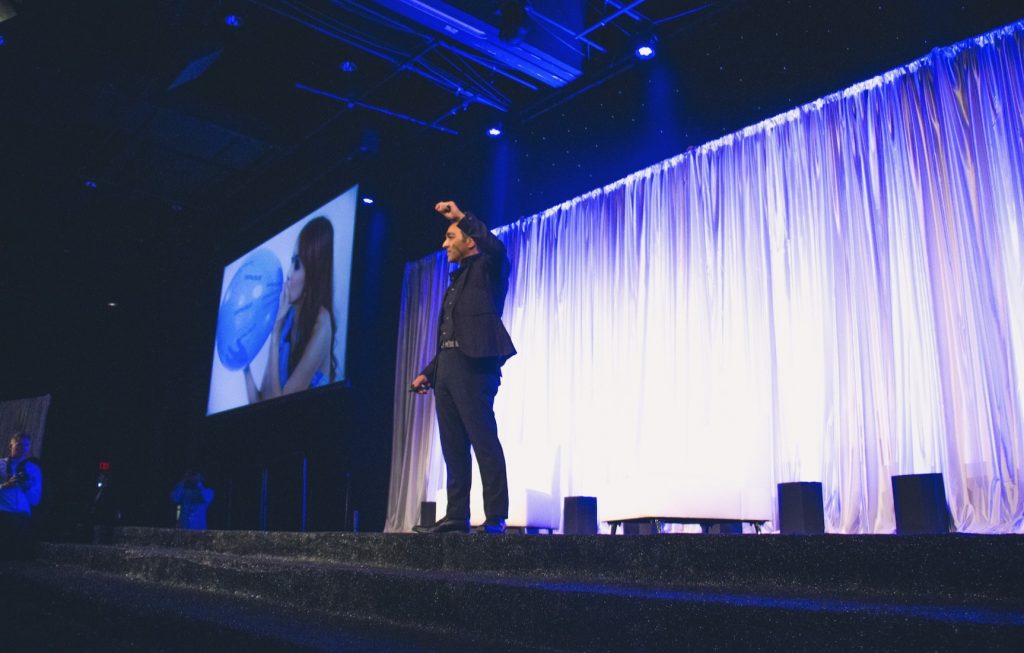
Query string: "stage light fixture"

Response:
xmin=339 ymin=60 xmax=357 ymax=73
xmin=84 ymin=180 xmax=98 ymax=189
xmin=0 ymin=35 xmax=6 ymax=46
xmin=634 ymin=34 xmax=657 ymax=60
xmin=362 ymin=196 xmax=375 ymax=205
xmin=487 ymin=126 xmax=503 ymax=137
xmin=225 ymin=14 xmax=241 ymax=28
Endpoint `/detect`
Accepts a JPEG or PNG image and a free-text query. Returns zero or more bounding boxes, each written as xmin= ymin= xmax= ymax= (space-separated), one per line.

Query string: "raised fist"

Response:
xmin=434 ymin=201 xmax=464 ymax=221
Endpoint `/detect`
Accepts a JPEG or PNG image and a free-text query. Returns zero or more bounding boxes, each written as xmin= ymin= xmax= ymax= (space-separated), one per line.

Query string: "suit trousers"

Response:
xmin=433 ymin=348 xmax=509 ymax=521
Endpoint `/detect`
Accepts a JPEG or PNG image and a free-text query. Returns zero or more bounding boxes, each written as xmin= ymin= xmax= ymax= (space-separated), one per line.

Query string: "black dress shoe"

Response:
xmin=412 ymin=517 xmax=470 ymax=534
xmin=479 ymin=518 xmax=506 ymax=534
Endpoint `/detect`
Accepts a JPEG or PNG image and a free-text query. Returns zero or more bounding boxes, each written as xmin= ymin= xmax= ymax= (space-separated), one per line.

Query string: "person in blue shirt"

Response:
xmin=170 ymin=469 xmax=215 ymax=530
xmin=0 ymin=432 xmax=43 ymax=558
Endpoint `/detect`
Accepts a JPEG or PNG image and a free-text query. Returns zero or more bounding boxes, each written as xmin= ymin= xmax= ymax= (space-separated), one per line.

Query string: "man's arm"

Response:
xmin=434 ymin=201 xmax=506 ymax=258
xmin=22 ymin=462 xmax=42 ymax=507
xmin=410 ymin=355 xmax=438 ymax=394
xmin=420 ymin=355 xmax=437 ymax=384
xmin=456 ymin=212 xmax=506 ymax=259
xmin=199 ymin=484 xmax=215 ymax=505
xmin=170 ymin=482 xmax=185 ymax=504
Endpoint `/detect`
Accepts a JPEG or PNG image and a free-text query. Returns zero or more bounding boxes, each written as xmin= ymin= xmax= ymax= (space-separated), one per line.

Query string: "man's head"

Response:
xmin=8 ymin=432 xmax=31 ymax=459
xmin=442 ymin=222 xmax=478 ymax=264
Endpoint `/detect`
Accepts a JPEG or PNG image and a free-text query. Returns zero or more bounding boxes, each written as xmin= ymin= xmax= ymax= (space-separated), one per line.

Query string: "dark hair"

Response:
xmin=9 ymin=432 xmax=30 ymax=443
xmin=291 ymin=216 xmax=337 ymax=382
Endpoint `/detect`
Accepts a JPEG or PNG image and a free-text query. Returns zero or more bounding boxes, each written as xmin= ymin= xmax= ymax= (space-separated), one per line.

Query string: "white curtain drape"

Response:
xmin=0 ymin=394 xmax=51 ymax=459
xmin=386 ymin=22 xmax=1024 ymax=534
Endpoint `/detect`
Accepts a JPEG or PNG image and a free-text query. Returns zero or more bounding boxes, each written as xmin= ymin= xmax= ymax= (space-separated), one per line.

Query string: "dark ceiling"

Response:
xmin=3 ymin=1 xmax=1022 ymax=230
xmin=1 ymin=1 xmax=744 ymax=216
xmin=2 ymin=1 xmax=1020 ymax=211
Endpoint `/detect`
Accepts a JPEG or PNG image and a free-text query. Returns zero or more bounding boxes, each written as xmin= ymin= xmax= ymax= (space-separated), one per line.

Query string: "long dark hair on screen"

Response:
xmin=291 ymin=216 xmax=337 ymax=382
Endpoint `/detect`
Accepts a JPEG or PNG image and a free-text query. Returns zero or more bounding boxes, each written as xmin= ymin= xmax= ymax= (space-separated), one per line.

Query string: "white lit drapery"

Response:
xmin=387 ymin=22 xmax=1024 ymax=534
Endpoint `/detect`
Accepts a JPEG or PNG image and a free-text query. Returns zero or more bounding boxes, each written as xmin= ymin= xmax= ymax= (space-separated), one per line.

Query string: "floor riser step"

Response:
xmin=37 ymin=546 xmax=1024 ymax=652
xmin=101 ymin=528 xmax=1024 ymax=603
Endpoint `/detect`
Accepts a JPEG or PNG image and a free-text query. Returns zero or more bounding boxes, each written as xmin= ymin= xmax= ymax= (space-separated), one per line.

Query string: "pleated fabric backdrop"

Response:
xmin=0 ymin=395 xmax=51 ymax=460
xmin=387 ymin=21 xmax=1024 ymax=534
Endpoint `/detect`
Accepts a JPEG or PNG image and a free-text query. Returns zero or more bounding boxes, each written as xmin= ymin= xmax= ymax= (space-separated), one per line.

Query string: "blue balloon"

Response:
xmin=216 ymin=249 xmax=283 ymax=371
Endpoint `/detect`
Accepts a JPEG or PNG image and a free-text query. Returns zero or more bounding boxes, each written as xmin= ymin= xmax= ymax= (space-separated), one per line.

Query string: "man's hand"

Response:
xmin=1 ymin=473 xmax=25 ymax=489
xmin=410 ymin=374 xmax=431 ymax=394
xmin=435 ymin=201 xmax=465 ymax=222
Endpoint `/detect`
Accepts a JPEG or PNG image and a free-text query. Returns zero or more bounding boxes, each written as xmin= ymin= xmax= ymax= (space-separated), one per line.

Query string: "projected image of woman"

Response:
xmin=244 ymin=216 xmax=336 ymax=402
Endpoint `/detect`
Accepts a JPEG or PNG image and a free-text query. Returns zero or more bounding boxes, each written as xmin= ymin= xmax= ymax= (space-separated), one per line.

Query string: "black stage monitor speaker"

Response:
xmin=419 ymin=501 xmax=437 ymax=528
xmin=778 ymin=482 xmax=826 ymax=534
xmin=891 ymin=473 xmax=950 ymax=534
xmin=563 ymin=496 xmax=598 ymax=535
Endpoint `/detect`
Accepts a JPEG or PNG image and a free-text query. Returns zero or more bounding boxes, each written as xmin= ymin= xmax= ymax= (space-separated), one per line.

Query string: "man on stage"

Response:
xmin=410 ymin=201 xmax=516 ymax=534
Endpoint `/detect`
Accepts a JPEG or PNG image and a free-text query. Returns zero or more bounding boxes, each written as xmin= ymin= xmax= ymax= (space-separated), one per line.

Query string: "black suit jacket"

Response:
xmin=420 ymin=213 xmax=517 ymax=384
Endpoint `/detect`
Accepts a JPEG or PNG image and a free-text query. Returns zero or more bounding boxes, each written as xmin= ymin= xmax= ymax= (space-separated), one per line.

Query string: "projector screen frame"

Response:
xmin=204 ymin=183 xmax=360 ymax=417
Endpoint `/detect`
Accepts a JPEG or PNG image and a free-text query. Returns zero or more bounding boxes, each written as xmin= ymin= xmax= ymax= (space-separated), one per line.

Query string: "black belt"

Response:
xmin=440 ymin=339 xmax=460 ymax=349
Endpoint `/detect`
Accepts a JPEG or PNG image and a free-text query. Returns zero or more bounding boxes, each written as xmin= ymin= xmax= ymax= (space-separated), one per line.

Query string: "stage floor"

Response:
xmin=7 ymin=527 xmax=1021 ymax=651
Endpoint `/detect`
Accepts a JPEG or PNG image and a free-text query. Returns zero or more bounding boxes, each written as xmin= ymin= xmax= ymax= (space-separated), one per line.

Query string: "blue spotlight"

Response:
xmin=487 ymin=126 xmax=502 ymax=138
xmin=634 ymin=34 xmax=657 ymax=60
xmin=84 ymin=180 xmax=98 ymax=189
xmin=362 ymin=196 xmax=374 ymax=205
xmin=225 ymin=15 xmax=242 ymax=28
xmin=339 ymin=61 xmax=357 ymax=73
xmin=0 ymin=35 xmax=6 ymax=46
